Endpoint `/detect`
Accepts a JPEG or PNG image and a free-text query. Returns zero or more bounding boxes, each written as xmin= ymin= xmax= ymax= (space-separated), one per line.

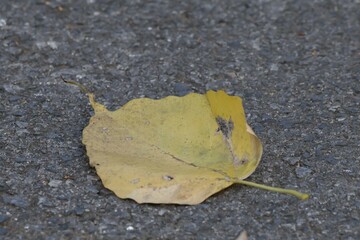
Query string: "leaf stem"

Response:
xmin=61 ymin=77 xmax=90 ymax=94
xmin=233 ymin=179 xmax=309 ymax=200
xmin=62 ymin=77 xmax=107 ymax=112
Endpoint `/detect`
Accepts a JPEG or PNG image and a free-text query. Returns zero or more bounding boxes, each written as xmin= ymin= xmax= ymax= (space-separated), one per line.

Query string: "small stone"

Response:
xmin=283 ymin=157 xmax=300 ymax=166
xmin=328 ymin=104 xmax=340 ymax=112
xmin=74 ymin=206 xmax=85 ymax=216
xmin=0 ymin=182 xmax=10 ymax=192
xmin=227 ymin=40 xmax=241 ymax=49
xmin=46 ymin=131 xmax=59 ymax=139
xmin=60 ymin=154 xmax=72 ymax=162
xmin=45 ymin=166 xmax=58 ymax=173
xmin=12 ymin=110 xmax=25 ymax=116
xmin=38 ymin=197 xmax=55 ymax=207
xmin=3 ymin=84 xmax=23 ymax=94
xmin=35 ymin=42 xmax=47 ymax=49
xmin=278 ymin=118 xmax=295 ymax=128
xmin=0 ymin=215 xmax=10 ymax=223
xmin=16 ymin=129 xmax=30 ymax=136
xmin=48 ymin=180 xmax=62 ymax=188
xmin=6 ymin=47 xmax=22 ymax=56
xmin=2 ymin=195 xmax=30 ymax=208
xmin=9 ymin=95 xmax=22 ymax=102
xmin=0 ymin=18 xmax=6 ymax=27
xmin=86 ymin=185 xmax=100 ymax=194
xmin=15 ymin=121 xmax=28 ymax=128
xmin=158 ymin=209 xmax=167 ymax=216
xmin=56 ymin=195 xmax=70 ymax=201
xmin=47 ymin=41 xmax=58 ymax=50
xmin=86 ymin=175 xmax=99 ymax=181
xmin=126 ymin=226 xmax=134 ymax=231
xmin=317 ymin=123 xmax=328 ymax=130
xmin=15 ymin=156 xmax=27 ymax=163
xmin=251 ymin=38 xmax=261 ymax=50
xmin=73 ymin=149 xmax=84 ymax=157
xmin=59 ymin=222 xmax=69 ymax=230
xmin=270 ymin=63 xmax=279 ymax=71
xmin=324 ymin=155 xmax=337 ymax=165
xmin=0 ymin=227 xmax=8 ymax=235
xmin=295 ymin=167 xmax=312 ymax=178
xmin=174 ymin=83 xmax=191 ymax=96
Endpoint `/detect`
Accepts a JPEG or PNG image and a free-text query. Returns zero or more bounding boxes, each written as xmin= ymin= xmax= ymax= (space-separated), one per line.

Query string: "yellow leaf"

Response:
xmin=65 ymin=80 xmax=309 ymax=204
xmin=235 ymin=231 xmax=248 ymax=240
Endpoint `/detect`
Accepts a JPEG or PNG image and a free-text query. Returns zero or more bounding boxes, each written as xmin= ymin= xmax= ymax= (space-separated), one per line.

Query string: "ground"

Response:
xmin=0 ymin=0 xmax=359 ymax=239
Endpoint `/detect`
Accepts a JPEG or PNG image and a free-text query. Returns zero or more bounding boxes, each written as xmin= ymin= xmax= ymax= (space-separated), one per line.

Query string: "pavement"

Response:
xmin=0 ymin=0 xmax=359 ymax=239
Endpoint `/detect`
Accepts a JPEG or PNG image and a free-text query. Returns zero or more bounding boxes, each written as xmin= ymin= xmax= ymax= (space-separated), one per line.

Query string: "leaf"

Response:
xmin=235 ymin=231 xmax=248 ymax=240
xmin=65 ymin=80 xmax=309 ymax=205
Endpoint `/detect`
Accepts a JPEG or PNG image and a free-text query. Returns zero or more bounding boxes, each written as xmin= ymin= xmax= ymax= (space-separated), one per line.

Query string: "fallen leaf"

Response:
xmin=235 ymin=231 xmax=248 ymax=240
xmin=65 ymin=80 xmax=309 ymax=205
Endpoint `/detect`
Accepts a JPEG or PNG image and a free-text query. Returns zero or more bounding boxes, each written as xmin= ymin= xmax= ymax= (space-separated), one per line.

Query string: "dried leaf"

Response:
xmin=65 ymin=80 xmax=309 ymax=205
xmin=235 ymin=231 xmax=248 ymax=240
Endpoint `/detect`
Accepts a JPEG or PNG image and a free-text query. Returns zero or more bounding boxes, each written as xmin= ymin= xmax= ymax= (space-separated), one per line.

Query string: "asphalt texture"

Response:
xmin=0 ymin=1 xmax=359 ymax=239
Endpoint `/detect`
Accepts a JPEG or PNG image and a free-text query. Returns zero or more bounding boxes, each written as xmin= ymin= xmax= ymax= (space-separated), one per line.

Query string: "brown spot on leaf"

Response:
xmin=162 ymin=175 xmax=174 ymax=181
xmin=216 ymin=117 xmax=234 ymax=139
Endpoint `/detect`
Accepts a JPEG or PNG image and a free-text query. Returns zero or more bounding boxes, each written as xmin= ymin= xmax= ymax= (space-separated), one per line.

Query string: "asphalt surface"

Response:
xmin=0 ymin=0 xmax=359 ymax=239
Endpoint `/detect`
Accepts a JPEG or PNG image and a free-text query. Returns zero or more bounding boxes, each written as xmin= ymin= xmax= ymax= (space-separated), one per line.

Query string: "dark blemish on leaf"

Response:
xmin=216 ymin=117 xmax=234 ymax=139
xmin=216 ymin=117 xmax=227 ymax=133
xmin=162 ymin=175 xmax=174 ymax=181
xmin=240 ymin=158 xmax=248 ymax=165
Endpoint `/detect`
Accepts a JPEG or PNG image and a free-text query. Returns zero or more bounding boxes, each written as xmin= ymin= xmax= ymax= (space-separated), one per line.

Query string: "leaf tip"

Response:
xmin=62 ymin=77 xmax=90 ymax=94
xmin=299 ymin=193 xmax=310 ymax=200
xmin=62 ymin=77 xmax=108 ymax=112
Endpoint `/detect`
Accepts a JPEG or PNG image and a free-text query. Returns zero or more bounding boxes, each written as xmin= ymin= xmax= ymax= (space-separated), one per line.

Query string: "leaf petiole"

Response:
xmin=61 ymin=77 xmax=90 ymax=94
xmin=233 ymin=179 xmax=310 ymax=200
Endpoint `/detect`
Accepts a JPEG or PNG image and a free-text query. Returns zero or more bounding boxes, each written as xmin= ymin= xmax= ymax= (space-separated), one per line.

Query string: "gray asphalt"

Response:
xmin=1 ymin=1 xmax=359 ymax=239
